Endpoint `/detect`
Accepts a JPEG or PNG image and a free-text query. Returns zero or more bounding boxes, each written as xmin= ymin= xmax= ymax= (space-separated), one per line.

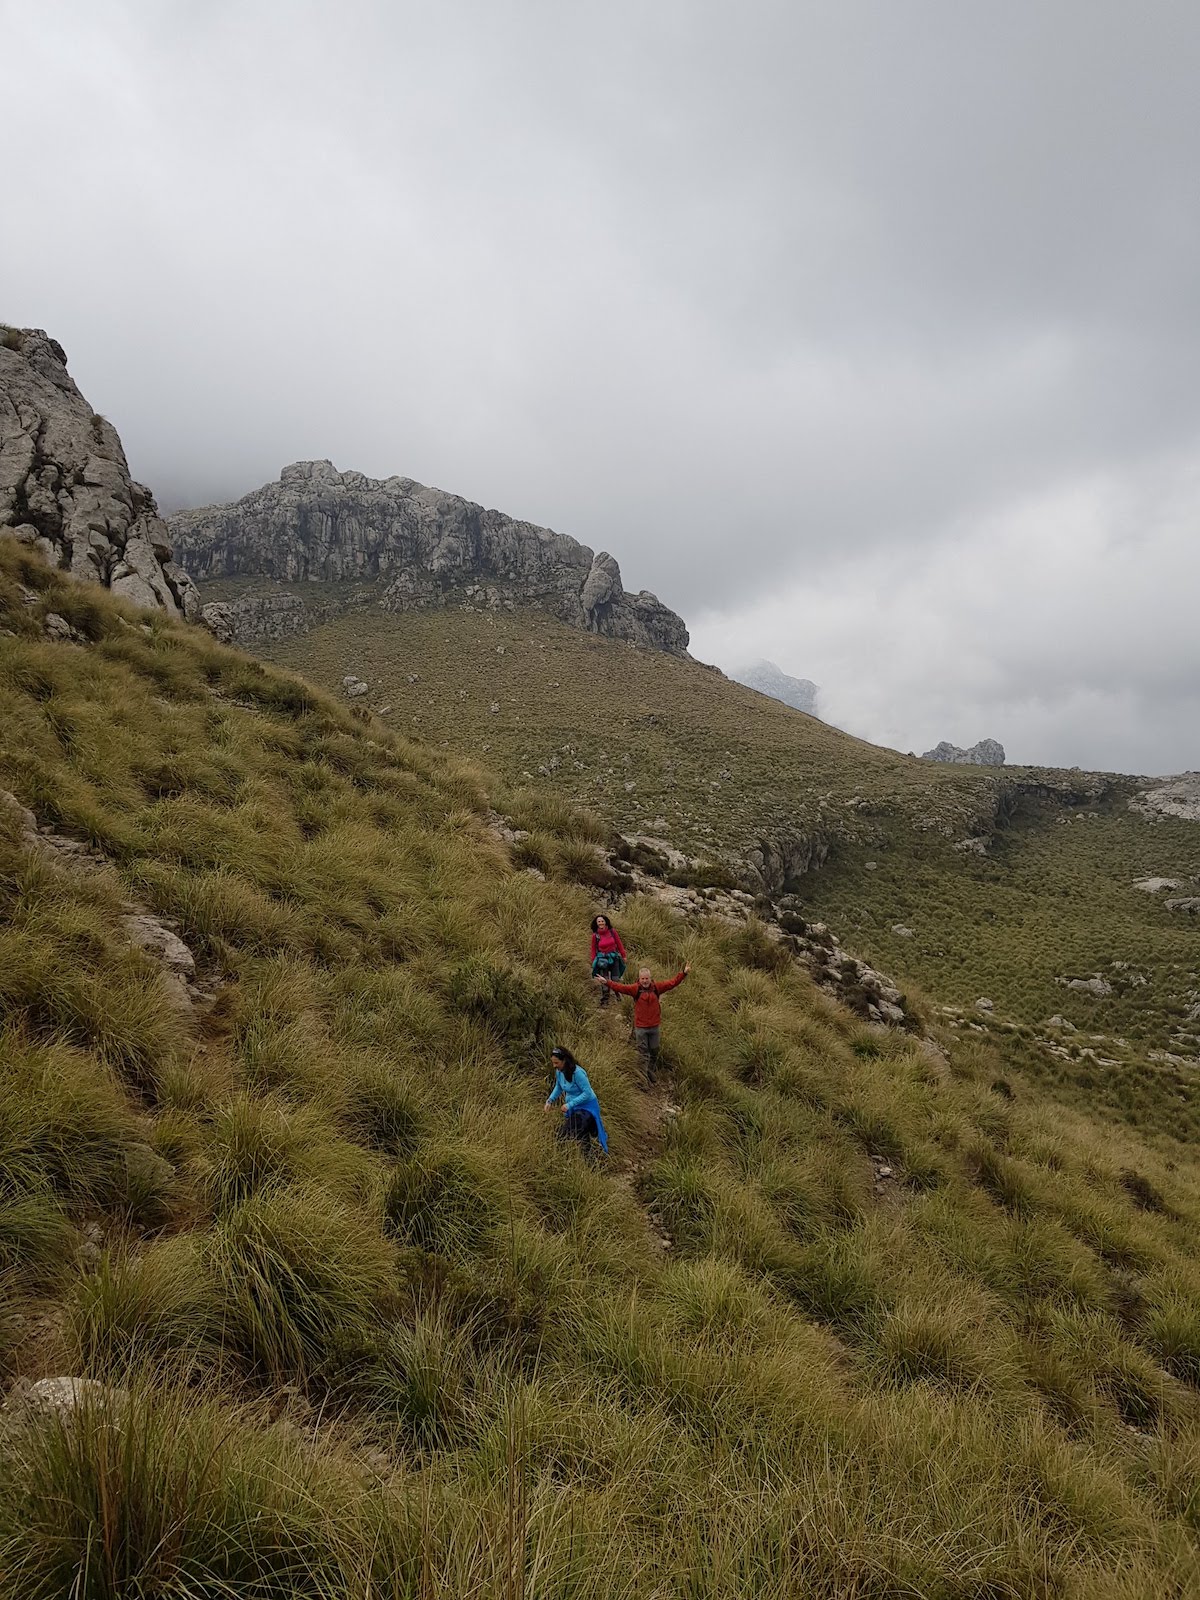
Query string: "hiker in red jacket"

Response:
xmin=597 ymin=962 xmax=690 ymax=1082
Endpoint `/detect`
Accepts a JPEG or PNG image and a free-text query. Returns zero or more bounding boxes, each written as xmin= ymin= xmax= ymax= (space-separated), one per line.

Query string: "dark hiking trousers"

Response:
xmin=558 ymin=1110 xmax=598 ymax=1150
xmin=635 ymin=1026 xmax=662 ymax=1080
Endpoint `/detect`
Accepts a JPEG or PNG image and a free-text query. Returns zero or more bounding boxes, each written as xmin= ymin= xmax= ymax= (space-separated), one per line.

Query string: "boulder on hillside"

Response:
xmin=1059 ymin=975 xmax=1113 ymax=998
xmin=0 ymin=327 xmax=199 ymax=620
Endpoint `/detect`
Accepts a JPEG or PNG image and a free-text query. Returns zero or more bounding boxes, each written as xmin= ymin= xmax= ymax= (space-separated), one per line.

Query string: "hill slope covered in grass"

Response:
xmin=259 ymin=598 xmax=1200 ymax=1064
xmin=3 ymin=542 xmax=1200 ymax=1597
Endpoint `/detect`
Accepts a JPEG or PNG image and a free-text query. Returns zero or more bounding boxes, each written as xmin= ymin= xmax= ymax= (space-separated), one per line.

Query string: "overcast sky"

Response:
xmin=6 ymin=1 xmax=1199 ymax=773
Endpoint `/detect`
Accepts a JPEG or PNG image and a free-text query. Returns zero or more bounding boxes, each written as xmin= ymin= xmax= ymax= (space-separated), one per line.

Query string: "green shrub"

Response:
xmin=777 ymin=1233 xmax=890 ymax=1335
xmin=0 ymin=1030 xmax=142 ymax=1210
xmin=363 ymin=1308 xmax=484 ymax=1449
xmin=447 ymin=953 xmax=553 ymax=1050
xmin=873 ymin=1300 xmax=995 ymax=1390
xmin=0 ymin=1383 xmax=392 ymax=1597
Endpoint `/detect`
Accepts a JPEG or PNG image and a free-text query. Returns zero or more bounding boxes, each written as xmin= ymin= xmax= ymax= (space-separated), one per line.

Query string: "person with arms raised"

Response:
xmin=597 ymin=962 xmax=690 ymax=1083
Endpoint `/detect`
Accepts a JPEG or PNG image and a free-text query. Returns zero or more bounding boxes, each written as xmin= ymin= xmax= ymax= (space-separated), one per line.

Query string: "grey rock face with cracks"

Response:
xmin=0 ymin=328 xmax=199 ymax=620
xmin=169 ymin=459 xmax=689 ymax=654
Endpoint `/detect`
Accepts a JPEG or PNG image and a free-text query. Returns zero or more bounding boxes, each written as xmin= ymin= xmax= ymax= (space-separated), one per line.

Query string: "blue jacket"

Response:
xmin=546 ymin=1065 xmax=609 ymax=1153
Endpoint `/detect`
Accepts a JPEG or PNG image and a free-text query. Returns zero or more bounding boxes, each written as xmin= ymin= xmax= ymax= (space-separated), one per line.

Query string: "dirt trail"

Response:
xmin=591 ymin=993 xmax=680 ymax=1251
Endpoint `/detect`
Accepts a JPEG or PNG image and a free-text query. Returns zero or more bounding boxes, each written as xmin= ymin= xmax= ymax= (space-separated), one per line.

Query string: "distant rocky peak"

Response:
xmin=169 ymin=462 xmax=690 ymax=655
xmin=731 ymin=659 xmax=821 ymax=717
xmin=0 ymin=327 xmax=199 ymax=620
xmin=922 ymin=738 xmax=1006 ymax=766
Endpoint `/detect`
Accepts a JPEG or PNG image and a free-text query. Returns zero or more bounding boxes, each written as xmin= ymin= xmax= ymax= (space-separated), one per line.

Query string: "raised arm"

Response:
xmin=603 ymin=978 xmax=639 ymax=995
xmin=656 ymin=965 xmax=690 ymax=994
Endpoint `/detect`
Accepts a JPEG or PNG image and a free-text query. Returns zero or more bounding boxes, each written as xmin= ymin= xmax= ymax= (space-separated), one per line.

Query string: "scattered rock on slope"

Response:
xmin=169 ymin=460 xmax=689 ymax=655
xmin=0 ymin=327 xmax=199 ymax=620
xmin=1059 ymin=975 xmax=1113 ymax=998
xmin=2 ymin=1376 xmax=128 ymax=1428
xmin=921 ymin=738 xmax=1006 ymax=766
xmin=2 ymin=788 xmax=208 ymax=1011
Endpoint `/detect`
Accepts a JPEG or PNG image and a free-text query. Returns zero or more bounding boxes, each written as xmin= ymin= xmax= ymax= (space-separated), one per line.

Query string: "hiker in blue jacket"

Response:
xmin=544 ymin=1045 xmax=609 ymax=1157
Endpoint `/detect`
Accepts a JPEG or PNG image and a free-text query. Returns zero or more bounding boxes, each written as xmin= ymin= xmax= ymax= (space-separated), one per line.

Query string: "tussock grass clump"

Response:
xmin=69 ymin=1238 xmax=214 ymax=1376
xmin=211 ymin=1185 xmax=397 ymax=1385
xmin=384 ymin=1144 xmax=505 ymax=1258
xmin=3 ymin=547 xmax=1200 ymax=1593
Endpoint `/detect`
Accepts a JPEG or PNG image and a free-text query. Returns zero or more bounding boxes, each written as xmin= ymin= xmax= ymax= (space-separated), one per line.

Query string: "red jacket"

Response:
xmin=590 ymin=926 xmax=627 ymax=963
xmin=605 ymin=970 xmax=687 ymax=1028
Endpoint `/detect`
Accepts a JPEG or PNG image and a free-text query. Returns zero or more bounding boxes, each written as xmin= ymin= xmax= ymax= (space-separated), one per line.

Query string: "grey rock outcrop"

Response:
xmin=0 ymin=327 xmax=199 ymax=620
xmin=731 ymin=659 xmax=820 ymax=716
xmin=744 ymin=831 xmax=831 ymax=894
xmin=200 ymin=589 xmax=369 ymax=647
xmin=1132 ymin=773 xmax=1200 ymax=824
xmin=169 ymin=459 xmax=688 ymax=654
xmin=921 ymin=738 xmax=1006 ymax=767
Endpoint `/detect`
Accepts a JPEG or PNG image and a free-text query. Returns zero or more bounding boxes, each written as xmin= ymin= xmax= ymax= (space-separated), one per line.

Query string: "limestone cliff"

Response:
xmin=0 ymin=327 xmax=199 ymax=620
xmin=170 ymin=460 xmax=689 ymax=654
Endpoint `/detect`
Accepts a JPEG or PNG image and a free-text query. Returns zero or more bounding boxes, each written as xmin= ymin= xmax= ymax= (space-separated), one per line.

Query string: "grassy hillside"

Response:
xmin=262 ymin=599 xmax=1200 ymax=1060
xmin=3 ymin=544 xmax=1200 ymax=1597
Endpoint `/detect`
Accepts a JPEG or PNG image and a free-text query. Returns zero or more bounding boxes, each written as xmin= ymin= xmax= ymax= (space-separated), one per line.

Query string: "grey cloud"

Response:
xmin=5 ymin=0 xmax=1199 ymax=769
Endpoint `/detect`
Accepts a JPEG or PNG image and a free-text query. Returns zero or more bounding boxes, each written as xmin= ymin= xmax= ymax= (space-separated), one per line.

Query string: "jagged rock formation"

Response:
xmin=0 ymin=327 xmax=199 ymax=620
xmin=731 ymin=659 xmax=820 ymax=716
xmin=922 ymin=738 xmax=1006 ymax=767
xmin=170 ymin=459 xmax=689 ymax=654
xmin=746 ymin=831 xmax=831 ymax=894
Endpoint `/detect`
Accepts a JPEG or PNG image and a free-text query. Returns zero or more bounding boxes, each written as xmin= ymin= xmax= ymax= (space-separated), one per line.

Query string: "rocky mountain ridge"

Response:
xmin=0 ymin=327 xmax=198 ymax=620
xmin=170 ymin=459 xmax=689 ymax=654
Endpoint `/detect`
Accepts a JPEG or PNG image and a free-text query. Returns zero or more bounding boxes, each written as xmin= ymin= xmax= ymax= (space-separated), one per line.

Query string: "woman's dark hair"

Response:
xmin=590 ymin=914 xmax=613 ymax=934
xmin=551 ymin=1045 xmax=578 ymax=1080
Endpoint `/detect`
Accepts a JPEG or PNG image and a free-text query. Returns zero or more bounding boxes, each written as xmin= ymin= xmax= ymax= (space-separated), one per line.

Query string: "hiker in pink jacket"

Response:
xmin=590 ymin=913 xmax=627 ymax=1007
